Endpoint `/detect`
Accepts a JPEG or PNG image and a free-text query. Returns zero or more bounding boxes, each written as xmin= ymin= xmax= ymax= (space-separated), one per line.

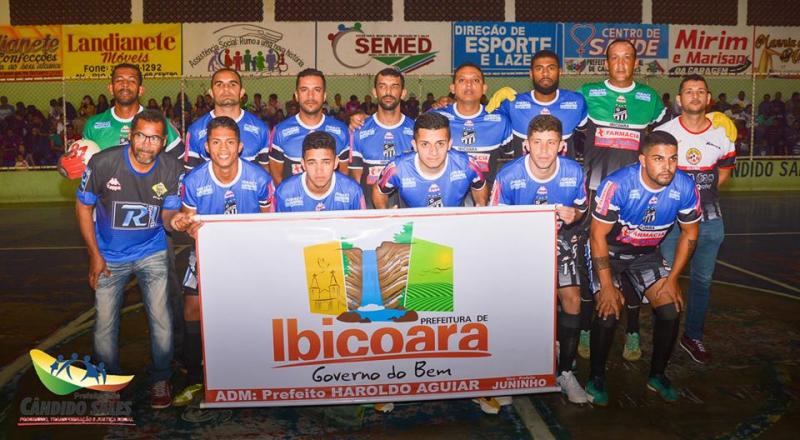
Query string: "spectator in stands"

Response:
xmin=758 ymin=94 xmax=772 ymax=116
xmin=286 ymin=99 xmax=299 ymax=117
xmin=250 ymin=93 xmax=266 ymax=116
xmin=713 ymin=93 xmax=731 ymax=113
xmin=404 ymin=93 xmax=420 ymax=119
xmin=772 ymin=92 xmax=786 ymax=115
xmin=96 ymin=94 xmax=110 ymax=114
xmin=785 ymin=119 xmax=800 ymax=155
xmin=26 ymin=126 xmax=52 ymax=165
xmin=767 ymin=102 xmax=787 ymax=155
xmin=345 ymin=95 xmax=360 ymax=114
xmin=48 ymin=99 xmax=62 ymax=121
xmin=49 ymin=125 xmax=64 ymax=157
xmin=80 ymin=95 xmax=97 ymax=118
xmin=58 ymin=98 xmax=77 ymax=122
xmin=731 ymin=90 xmax=750 ymax=109
xmin=192 ymin=95 xmax=207 ymax=120
xmin=65 ymin=123 xmax=80 ymax=145
xmin=147 ymin=98 xmax=160 ymax=111
xmin=240 ymin=93 xmax=249 ymax=110
xmin=173 ymin=92 xmax=191 ymax=120
xmin=361 ymin=95 xmax=376 ymax=114
xmin=421 ymin=92 xmax=436 ymax=112
xmin=335 ymin=108 xmax=347 ymax=123
xmin=14 ymin=151 xmax=30 ymax=169
xmin=662 ymin=93 xmax=675 ymax=120
xmin=2 ymin=128 xmax=23 ymax=166
xmin=785 ymin=92 xmax=800 ymax=121
xmin=330 ymin=93 xmax=343 ymax=115
xmin=0 ymin=96 xmax=14 ymax=120
xmin=273 ymin=108 xmax=285 ymax=125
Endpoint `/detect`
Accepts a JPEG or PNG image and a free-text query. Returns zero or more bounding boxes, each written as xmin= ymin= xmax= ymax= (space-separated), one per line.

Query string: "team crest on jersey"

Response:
xmin=224 ymin=190 xmax=238 ymax=214
xmin=461 ymin=120 xmax=476 ymax=145
xmin=383 ymin=132 xmax=396 ymax=158
xmin=427 ymin=183 xmax=443 ymax=207
xmin=643 ymin=195 xmax=658 ymax=223
xmin=106 ymin=178 xmax=122 ymax=191
xmin=613 ymin=96 xmax=628 ymax=121
xmin=534 ymin=186 xmax=548 ymax=205
xmin=315 ymin=201 xmax=326 ymax=211
xmin=152 ymin=182 xmax=168 ymax=199
xmin=686 ymin=148 xmax=702 ymax=165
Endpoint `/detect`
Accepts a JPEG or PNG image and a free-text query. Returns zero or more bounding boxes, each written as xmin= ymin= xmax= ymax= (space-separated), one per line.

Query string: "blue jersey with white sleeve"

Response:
xmin=275 ymin=171 xmax=365 ymax=212
xmin=491 ymin=155 xmax=587 ymax=208
xmin=270 ymin=114 xmax=350 ymax=179
xmin=377 ymin=150 xmax=485 ymax=208
xmin=350 ymin=114 xmax=415 ymax=185
xmin=593 ymin=163 xmax=702 ymax=256
xmin=182 ymin=159 xmax=274 ymax=215
xmin=184 ymin=109 xmax=270 ymax=169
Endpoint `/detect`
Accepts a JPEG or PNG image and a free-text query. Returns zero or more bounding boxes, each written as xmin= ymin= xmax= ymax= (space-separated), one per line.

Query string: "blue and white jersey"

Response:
xmin=593 ymin=163 xmax=702 ymax=256
xmin=434 ymin=103 xmax=512 ymax=179
xmin=269 ymin=114 xmax=350 ymax=179
xmin=377 ymin=150 xmax=485 ymax=208
xmin=491 ymin=156 xmax=588 ymax=226
xmin=182 ymin=159 xmax=274 ymax=215
xmin=275 ymin=171 xmax=365 ymax=212
xmin=76 ymin=146 xmax=183 ymax=263
xmin=184 ymin=109 xmax=269 ymax=169
xmin=350 ymin=114 xmax=415 ymax=185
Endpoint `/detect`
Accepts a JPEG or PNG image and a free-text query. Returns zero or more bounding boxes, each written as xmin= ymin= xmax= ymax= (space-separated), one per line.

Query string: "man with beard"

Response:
xmin=83 ymin=63 xmax=182 ymax=156
xmin=655 ymin=75 xmax=736 ymax=365
xmin=269 ymin=68 xmax=349 ymax=185
xmin=76 ymin=109 xmax=183 ymax=409
xmin=587 ymin=131 xmax=700 ymax=405
xmin=487 ymin=50 xmax=587 ymax=159
xmin=349 ymin=68 xmax=415 ymax=207
xmin=434 ymin=62 xmax=512 ymax=191
xmin=183 ymin=68 xmax=270 ymax=172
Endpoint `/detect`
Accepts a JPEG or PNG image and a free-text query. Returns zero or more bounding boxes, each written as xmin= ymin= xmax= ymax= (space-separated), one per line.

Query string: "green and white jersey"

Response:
xmin=83 ymin=106 xmax=182 ymax=154
xmin=580 ymin=80 xmax=666 ymax=190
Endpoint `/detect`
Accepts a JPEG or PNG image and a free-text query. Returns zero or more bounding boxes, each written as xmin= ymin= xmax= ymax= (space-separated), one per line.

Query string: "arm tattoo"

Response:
xmin=592 ymin=256 xmax=611 ymax=271
xmin=687 ymin=239 xmax=697 ymax=252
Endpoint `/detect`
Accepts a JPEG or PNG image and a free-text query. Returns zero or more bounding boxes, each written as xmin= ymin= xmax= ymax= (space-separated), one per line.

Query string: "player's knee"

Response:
xmin=654 ymin=303 xmax=679 ymax=321
xmin=559 ymin=289 xmax=581 ymax=313
xmin=184 ymin=295 xmax=201 ymax=321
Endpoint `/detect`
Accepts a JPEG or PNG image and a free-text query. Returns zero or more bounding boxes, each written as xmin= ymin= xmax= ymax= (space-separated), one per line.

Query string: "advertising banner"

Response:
xmin=668 ymin=25 xmax=753 ymax=75
xmin=197 ymin=206 xmax=558 ymax=408
xmin=317 ymin=22 xmax=451 ymax=75
xmin=753 ymin=27 xmax=800 ymax=76
xmin=183 ymin=22 xmax=315 ymax=77
xmin=63 ymin=24 xmax=181 ymax=79
xmin=0 ymin=25 xmax=62 ymax=80
xmin=451 ymin=22 xmax=560 ymax=76
xmin=724 ymin=159 xmax=800 ymax=191
xmin=563 ymin=23 xmax=669 ymax=75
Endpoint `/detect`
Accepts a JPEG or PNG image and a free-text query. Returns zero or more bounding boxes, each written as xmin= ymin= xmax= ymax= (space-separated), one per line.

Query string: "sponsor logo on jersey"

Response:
xmin=284 ymin=196 xmax=304 ymax=208
xmin=669 ymin=189 xmax=681 ymax=200
xmin=560 ymin=101 xmax=578 ymax=110
xmin=198 ymin=128 xmax=208 ymax=139
xmin=112 ymin=202 xmax=159 ymax=229
xmin=334 ymin=192 xmax=351 ymax=204
xmin=616 ymin=225 xmax=668 ymax=247
xmin=686 ymin=147 xmax=702 ymax=165
xmin=594 ymin=127 xmax=640 ymax=151
xmin=196 ymin=185 xmax=213 ymax=197
xmin=281 ymin=126 xmax=300 ymax=137
xmin=629 ymin=188 xmax=641 ymax=200
xmin=428 ymin=183 xmax=440 ymax=193
xmin=510 ymin=179 xmax=526 ymax=190
xmin=634 ymin=92 xmax=652 ymax=102
xmin=514 ymin=101 xmax=532 ymax=109
xmin=705 ymin=141 xmax=721 ymax=150
xmin=484 ymin=114 xmax=501 ymax=122
xmin=437 ymin=111 xmax=454 ymax=120
xmin=358 ymin=128 xmax=375 ymax=140
xmin=241 ymin=180 xmax=258 ymax=191
xmin=449 ymin=170 xmax=467 ymax=182
xmin=79 ymin=169 xmax=92 ymax=192
xmin=243 ymin=124 xmax=260 ymax=135
xmin=315 ymin=201 xmax=326 ymax=211
xmin=94 ymin=121 xmax=111 ymax=129
xmin=588 ymin=88 xmax=607 ymax=97
xmin=401 ymin=177 xmax=416 ymax=188
xmin=152 ymin=182 xmax=168 ymax=199
xmin=540 ymin=107 xmax=551 ymax=115
xmin=403 ymin=127 xmax=414 ymax=137
xmin=559 ymin=177 xmax=577 ymax=187
xmin=106 ymin=177 xmax=121 ymax=191
xmin=325 ymin=125 xmax=343 ymax=136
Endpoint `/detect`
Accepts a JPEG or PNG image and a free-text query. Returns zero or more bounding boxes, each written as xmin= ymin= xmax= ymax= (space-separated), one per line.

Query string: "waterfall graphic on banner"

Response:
xmin=303 ymin=222 xmax=453 ymax=323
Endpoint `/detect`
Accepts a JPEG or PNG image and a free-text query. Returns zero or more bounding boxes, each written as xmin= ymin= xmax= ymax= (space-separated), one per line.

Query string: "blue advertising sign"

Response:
xmin=452 ymin=22 xmax=561 ymax=75
xmin=563 ymin=23 xmax=669 ymax=75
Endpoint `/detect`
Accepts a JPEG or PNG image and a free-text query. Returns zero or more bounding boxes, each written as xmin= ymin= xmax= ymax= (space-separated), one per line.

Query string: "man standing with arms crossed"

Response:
xmin=656 ymin=74 xmax=736 ymax=364
xmin=76 ymin=109 xmax=183 ymax=408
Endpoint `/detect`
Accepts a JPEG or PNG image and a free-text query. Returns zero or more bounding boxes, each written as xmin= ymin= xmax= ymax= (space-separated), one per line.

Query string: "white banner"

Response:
xmin=668 ymin=25 xmax=754 ymax=75
xmin=183 ymin=22 xmax=315 ymax=76
xmin=196 ymin=206 xmax=558 ymax=408
xmin=316 ymin=22 xmax=452 ymax=75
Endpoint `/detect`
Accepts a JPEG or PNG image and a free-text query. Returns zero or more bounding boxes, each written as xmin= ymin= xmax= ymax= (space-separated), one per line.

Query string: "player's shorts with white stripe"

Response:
xmin=182 ymin=249 xmax=199 ymax=295
xmin=590 ymin=250 xmax=671 ymax=299
xmin=557 ymin=229 xmax=581 ymax=288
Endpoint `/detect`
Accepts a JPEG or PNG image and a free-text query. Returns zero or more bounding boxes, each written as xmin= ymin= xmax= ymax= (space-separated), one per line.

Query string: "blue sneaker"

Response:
xmin=647 ymin=374 xmax=678 ymax=402
xmin=585 ymin=376 xmax=608 ymax=406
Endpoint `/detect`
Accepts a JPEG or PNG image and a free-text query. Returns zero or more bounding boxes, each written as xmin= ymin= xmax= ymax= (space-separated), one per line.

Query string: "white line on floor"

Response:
xmin=725 ymin=232 xmax=800 ymax=236
xmin=716 ymin=259 xmax=800 ymax=294
xmin=513 ymin=396 xmax=555 ymax=440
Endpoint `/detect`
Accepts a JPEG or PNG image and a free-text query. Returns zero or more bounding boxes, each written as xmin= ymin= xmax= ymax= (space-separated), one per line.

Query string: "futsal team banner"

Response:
xmin=0 ymin=25 xmax=63 ymax=79
xmin=196 ymin=206 xmax=558 ymax=408
xmin=182 ymin=21 xmax=315 ymax=76
xmin=62 ymin=24 xmax=181 ymax=79
xmin=562 ymin=22 xmax=669 ymax=75
xmin=451 ymin=22 xmax=561 ymax=76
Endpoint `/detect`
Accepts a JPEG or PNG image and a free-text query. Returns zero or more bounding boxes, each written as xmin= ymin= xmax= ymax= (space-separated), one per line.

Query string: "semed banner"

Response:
xmin=563 ymin=23 xmax=669 ymax=75
xmin=452 ymin=22 xmax=561 ymax=76
xmin=63 ymin=24 xmax=181 ymax=79
xmin=0 ymin=25 xmax=63 ymax=80
xmin=182 ymin=22 xmax=314 ymax=77
xmin=317 ymin=22 xmax=451 ymax=75
xmin=196 ymin=206 xmax=558 ymax=408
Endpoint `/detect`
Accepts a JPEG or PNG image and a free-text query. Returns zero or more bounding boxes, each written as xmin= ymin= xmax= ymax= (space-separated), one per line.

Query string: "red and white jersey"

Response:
xmin=655 ymin=117 xmax=735 ymax=221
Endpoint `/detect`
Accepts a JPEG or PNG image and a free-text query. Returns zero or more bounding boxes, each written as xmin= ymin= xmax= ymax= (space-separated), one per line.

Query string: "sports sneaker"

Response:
xmin=150 ymin=380 xmax=172 ymax=409
xmin=494 ymin=396 xmax=513 ymax=406
xmin=374 ymin=403 xmax=394 ymax=413
xmin=585 ymin=376 xmax=608 ymax=406
xmin=472 ymin=397 xmax=501 ymax=414
xmin=647 ymin=374 xmax=678 ymax=402
xmin=578 ymin=330 xmax=590 ymax=359
xmin=623 ymin=332 xmax=642 ymax=361
xmin=557 ymin=371 xmax=589 ymax=404
xmin=173 ymin=383 xmax=203 ymax=407
xmin=680 ymin=335 xmax=711 ymax=364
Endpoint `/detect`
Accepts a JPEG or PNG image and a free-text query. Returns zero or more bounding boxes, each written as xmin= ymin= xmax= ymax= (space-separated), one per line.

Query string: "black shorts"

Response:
xmin=591 ymin=250 xmax=671 ymax=300
xmin=557 ymin=229 xmax=582 ymax=288
xmin=182 ymin=249 xmax=199 ymax=296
